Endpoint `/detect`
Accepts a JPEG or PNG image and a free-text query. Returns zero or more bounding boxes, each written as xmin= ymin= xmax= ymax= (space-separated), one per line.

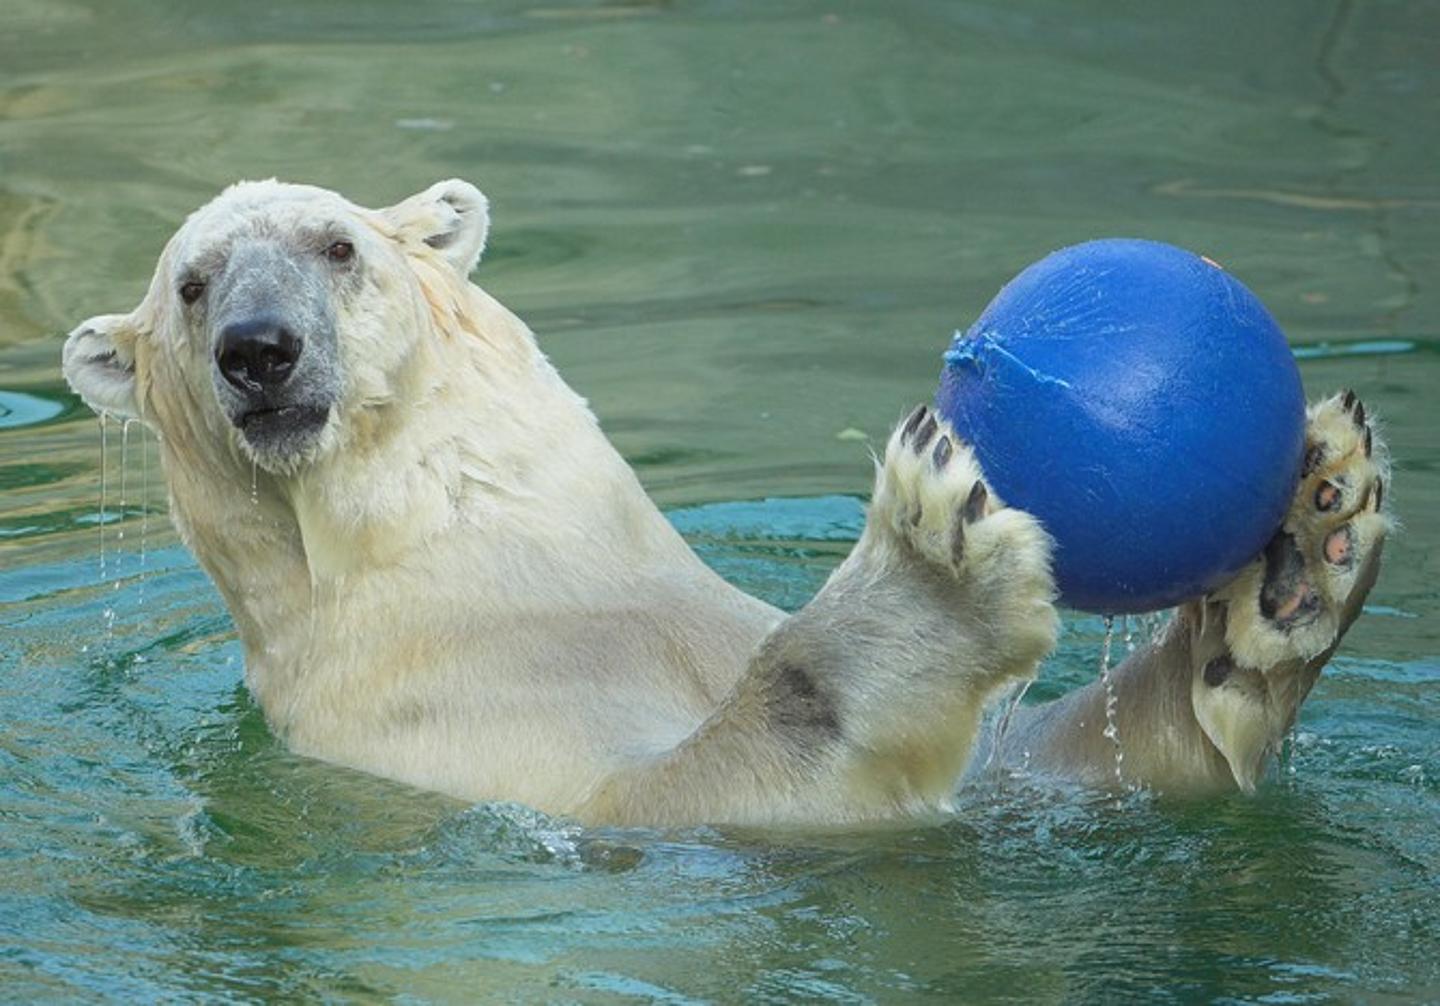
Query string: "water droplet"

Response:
xmin=1099 ymin=615 xmax=1125 ymax=787
xmin=1280 ymin=724 xmax=1300 ymax=780
xmin=114 ymin=420 xmax=131 ymax=575
xmin=97 ymin=414 xmax=108 ymax=585
xmin=99 ymin=414 xmax=114 ymax=641
xmin=138 ymin=426 xmax=151 ymax=610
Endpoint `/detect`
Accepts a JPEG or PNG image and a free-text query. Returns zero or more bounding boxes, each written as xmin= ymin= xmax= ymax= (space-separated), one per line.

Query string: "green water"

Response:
xmin=2 ymin=1 xmax=1437 ymax=1001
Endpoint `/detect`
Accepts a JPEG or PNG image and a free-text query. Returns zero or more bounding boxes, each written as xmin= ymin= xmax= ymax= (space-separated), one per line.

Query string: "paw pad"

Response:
xmin=1324 ymin=526 xmax=1353 ymax=567
xmin=1315 ymin=479 xmax=1343 ymax=512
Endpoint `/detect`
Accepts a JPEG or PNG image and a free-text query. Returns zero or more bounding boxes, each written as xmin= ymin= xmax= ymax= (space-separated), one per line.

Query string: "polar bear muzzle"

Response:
xmin=214 ymin=315 xmax=329 ymax=450
xmin=204 ymin=237 xmax=342 ymax=465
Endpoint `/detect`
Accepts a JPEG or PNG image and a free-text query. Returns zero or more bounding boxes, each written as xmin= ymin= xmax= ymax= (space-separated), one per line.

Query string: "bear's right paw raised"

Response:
xmin=871 ymin=406 xmax=1057 ymax=640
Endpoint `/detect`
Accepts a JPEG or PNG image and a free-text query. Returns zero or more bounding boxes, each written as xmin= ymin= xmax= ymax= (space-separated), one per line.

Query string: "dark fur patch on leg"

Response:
xmin=765 ymin=663 xmax=842 ymax=746
xmin=1203 ymin=655 xmax=1235 ymax=687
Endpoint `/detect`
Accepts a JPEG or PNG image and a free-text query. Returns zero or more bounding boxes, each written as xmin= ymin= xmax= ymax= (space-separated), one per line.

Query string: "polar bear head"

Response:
xmin=63 ymin=179 xmax=491 ymax=474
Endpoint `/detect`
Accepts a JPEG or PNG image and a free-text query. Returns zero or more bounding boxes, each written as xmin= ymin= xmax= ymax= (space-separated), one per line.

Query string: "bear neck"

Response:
xmin=159 ymin=288 xmax=714 ymax=727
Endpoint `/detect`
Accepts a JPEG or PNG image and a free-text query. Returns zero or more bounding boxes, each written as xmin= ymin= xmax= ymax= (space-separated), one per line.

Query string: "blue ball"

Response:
xmin=936 ymin=238 xmax=1306 ymax=614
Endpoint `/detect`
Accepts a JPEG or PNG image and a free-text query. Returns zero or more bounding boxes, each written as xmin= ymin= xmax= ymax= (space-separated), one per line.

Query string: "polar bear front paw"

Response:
xmin=875 ymin=405 xmax=996 ymax=574
xmin=1215 ymin=391 xmax=1391 ymax=671
xmin=870 ymin=406 xmax=1059 ymax=678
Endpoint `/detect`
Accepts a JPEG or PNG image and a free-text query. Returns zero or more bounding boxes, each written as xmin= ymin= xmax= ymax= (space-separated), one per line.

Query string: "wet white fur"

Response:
xmin=64 ymin=180 xmax=1065 ymax=826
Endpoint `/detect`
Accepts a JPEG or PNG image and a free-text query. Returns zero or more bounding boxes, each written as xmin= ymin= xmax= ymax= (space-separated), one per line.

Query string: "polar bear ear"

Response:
xmin=62 ymin=313 xmax=141 ymax=419
xmin=382 ymin=179 xmax=490 ymax=276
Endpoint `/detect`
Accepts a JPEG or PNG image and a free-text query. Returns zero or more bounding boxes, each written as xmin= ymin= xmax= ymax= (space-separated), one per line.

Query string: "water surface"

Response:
xmin=1 ymin=1 xmax=1437 ymax=1001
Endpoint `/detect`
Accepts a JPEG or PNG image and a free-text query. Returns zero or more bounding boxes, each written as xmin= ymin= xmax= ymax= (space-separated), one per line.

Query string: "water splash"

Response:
xmin=1134 ymin=610 xmax=1171 ymax=647
xmin=250 ymin=457 xmax=259 ymax=506
xmin=1279 ymin=724 xmax=1299 ymax=782
xmin=1099 ymin=615 xmax=1125 ymax=786
xmin=987 ymin=678 xmax=1033 ymax=778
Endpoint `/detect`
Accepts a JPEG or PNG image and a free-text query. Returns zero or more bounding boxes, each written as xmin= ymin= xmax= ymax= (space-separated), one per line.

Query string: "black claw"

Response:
xmin=901 ymin=404 xmax=928 ymax=443
xmin=1301 ymin=443 xmax=1325 ymax=477
xmin=951 ymin=510 xmax=966 ymax=565
xmin=1354 ymin=401 xmax=1366 ymax=428
xmin=1342 ymin=389 xmax=1357 ymax=412
xmin=1203 ymin=656 xmax=1234 ymax=688
xmin=962 ymin=481 xmax=989 ymax=523
xmin=1363 ymin=426 xmax=1373 ymax=458
xmin=932 ymin=436 xmax=953 ymax=469
xmin=1372 ymin=478 xmax=1384 ymax=512
xmin=912 ymin=415 xmax=938 ymax=452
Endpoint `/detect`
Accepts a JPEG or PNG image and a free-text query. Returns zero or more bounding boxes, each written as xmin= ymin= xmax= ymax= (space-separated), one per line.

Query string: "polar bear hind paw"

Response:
xmin=1215 ymin=391 xmax=1391 ymax=671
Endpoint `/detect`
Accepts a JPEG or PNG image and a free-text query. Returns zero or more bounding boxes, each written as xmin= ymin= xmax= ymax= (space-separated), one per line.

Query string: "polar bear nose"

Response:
xmin=216 ymin=317 xmax=302 ymax=392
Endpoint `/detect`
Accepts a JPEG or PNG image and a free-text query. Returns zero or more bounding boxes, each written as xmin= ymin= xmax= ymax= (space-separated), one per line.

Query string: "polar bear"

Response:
xmin=61 ymin=179 xmax=1390 ymax=826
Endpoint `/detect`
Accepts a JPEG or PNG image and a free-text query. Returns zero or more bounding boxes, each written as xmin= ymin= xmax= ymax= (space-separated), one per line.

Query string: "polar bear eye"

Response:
xmin=179 ymin=280 xmax=207 ymax=305
xmin=325 ymin=240 xmax=354 ymax=264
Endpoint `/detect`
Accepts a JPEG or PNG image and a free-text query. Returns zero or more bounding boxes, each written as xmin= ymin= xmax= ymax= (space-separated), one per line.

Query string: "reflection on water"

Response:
xmin=1290 ymin=338 xmax=1420 ymax=360
xmin=0 ymin=389 xmax=64 ymax=429
xmin=1 ymin=0 xmax=1437 ymax=1001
